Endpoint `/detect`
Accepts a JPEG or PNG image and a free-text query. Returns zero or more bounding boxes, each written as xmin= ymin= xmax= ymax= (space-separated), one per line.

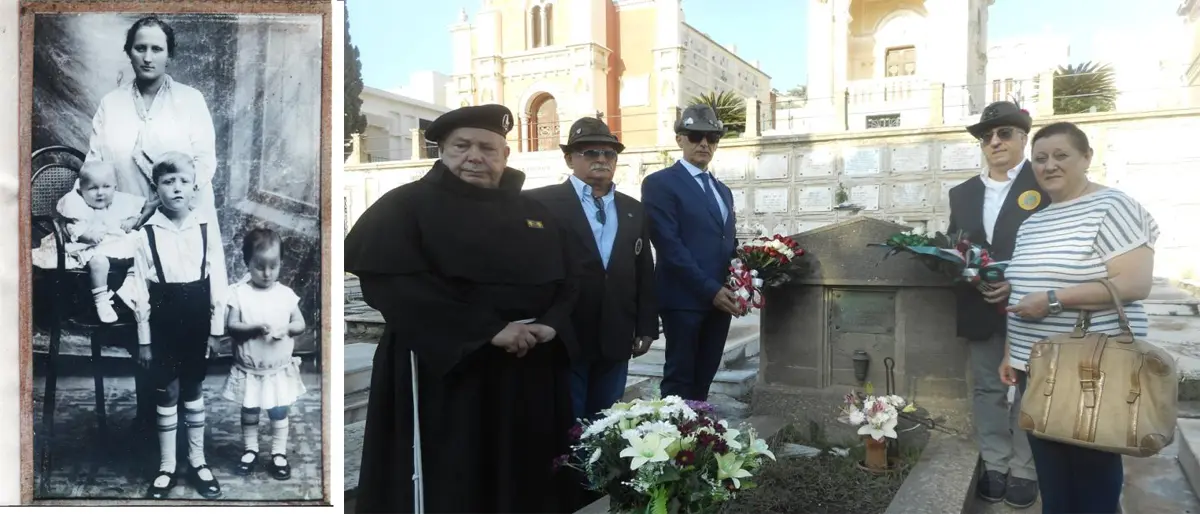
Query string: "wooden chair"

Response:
xmin=31 ymin=146 xmax=141 ymax=493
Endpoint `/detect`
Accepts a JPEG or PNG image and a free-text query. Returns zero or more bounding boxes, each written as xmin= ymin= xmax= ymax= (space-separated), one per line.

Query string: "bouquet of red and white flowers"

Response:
xmin=726 ymin=234 xmax=807 ymax=315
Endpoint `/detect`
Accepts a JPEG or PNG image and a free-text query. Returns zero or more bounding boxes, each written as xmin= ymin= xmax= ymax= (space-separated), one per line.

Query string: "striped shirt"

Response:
xmin=1006 ymin=188 xmax=1159 ymax=370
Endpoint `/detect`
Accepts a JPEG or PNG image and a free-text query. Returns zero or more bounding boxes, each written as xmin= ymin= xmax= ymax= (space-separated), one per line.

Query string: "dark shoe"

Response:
xmin=1004 ymin=476 xmax=1038 ymax=508
xmin=268 ymin=454 xmax=292 ymax=481
xmin=235 ymin=450 xmax=258 ymax=476
xmin=146 ymin=471 xmax=176 ymax=499
xmin=189 ymin=464 xmax=222 ymax=499
xmin=977 ymin=470 xmax=1007 ymax=503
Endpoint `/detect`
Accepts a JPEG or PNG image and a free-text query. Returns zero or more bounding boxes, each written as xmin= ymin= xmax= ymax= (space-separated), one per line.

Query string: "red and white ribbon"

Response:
xmin=727 ymin=258 xmax=765 ymax=313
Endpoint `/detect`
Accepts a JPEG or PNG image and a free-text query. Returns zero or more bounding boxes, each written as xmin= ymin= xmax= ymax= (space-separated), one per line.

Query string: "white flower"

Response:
xmin=858 ymin=415 xmax=899 ymax=441
xmin=589 ymin=448 xmax=602 ymax=464
xmin=722 ymin=427 xmax=744 ymax=450
xmin=639 ymin=421 xmax=681 ymax=438
xmin=748 ymin=438 xmax=776 ymax=461
xmin=581 ymin=416 xmax=618 ymax=439
xmin=619 ymin=432 xmax=675 ymax=470
xmin=848 ymin=410 xmax=866 ymax=425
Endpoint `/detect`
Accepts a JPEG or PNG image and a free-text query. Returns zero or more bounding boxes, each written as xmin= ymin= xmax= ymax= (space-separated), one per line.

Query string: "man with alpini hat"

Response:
xmin=947 ymin=100 xmax=1048 ymax=509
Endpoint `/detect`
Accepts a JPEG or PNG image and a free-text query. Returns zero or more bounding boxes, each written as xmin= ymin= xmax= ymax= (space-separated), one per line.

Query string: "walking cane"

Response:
xmin=411 ymin=351 xmax=425 ymax=513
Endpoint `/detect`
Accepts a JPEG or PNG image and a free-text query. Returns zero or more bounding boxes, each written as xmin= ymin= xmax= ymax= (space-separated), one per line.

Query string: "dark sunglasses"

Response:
xmin=685 ymin=132 xmax=721 ymax=145
xmin=575 ymin=149 xmax=619 ymax=160
xmin=978 ymin=127 xmax=1021 ymax=144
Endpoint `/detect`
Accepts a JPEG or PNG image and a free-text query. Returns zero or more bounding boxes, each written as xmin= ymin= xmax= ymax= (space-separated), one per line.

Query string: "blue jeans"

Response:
xmin=1018 ymin=371 xmax=1124 ymax=514
xmin=568 ymin=358 xmax=629 ymax=422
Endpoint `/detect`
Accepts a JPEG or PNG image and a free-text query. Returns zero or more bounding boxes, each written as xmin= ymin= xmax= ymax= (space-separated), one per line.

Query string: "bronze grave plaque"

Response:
xmin=830 ymin=289 xmax=895 ymax=335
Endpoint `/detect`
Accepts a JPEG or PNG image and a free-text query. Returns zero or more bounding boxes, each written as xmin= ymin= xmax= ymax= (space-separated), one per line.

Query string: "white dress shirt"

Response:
xmin=128 ymin=210 xmax=229 ymax=343
xmin=980 ymin=160 xmax=1024 ymax=244
xmin=678 ymin=159 xmax=729 ymax=222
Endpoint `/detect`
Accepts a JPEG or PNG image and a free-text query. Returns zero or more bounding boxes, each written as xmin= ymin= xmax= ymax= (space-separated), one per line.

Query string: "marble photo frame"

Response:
xmin=17 ymin=0 xmax=332 ymax=506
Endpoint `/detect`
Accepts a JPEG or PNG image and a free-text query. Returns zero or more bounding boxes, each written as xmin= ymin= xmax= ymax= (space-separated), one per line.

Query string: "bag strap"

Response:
xmin=1070 ymin=279 xmax=1135 ymax=343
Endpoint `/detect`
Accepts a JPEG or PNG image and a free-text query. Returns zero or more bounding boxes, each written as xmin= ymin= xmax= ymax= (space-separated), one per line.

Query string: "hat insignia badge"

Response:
xmin=684 ymin=117 xmax=694 ymax=126
xmin=576 ymin=127 xmax=583 ymax=134
xmin=501 ymin=114 xmax=513 ymax=132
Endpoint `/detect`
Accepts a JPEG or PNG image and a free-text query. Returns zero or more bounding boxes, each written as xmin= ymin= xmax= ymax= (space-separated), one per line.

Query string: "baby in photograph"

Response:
xmin=56 ymin=160 xmax=146 ymax=323
xmin=222 ymin=226 xmax=307 ymax=481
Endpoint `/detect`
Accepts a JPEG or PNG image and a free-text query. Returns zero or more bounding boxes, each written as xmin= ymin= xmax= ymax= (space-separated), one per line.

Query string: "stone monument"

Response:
xmin=753 ymin=216 xmax=971 ymax=436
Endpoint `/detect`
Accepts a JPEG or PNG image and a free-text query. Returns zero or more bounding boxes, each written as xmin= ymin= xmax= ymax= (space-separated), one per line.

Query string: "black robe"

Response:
xmin=346 ymin=162 xmax=579 ymax=513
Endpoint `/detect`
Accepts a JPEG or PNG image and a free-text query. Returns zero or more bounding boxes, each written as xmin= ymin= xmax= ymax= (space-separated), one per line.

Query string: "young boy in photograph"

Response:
xmin=128 ymin=151 xmax=228 ymax=499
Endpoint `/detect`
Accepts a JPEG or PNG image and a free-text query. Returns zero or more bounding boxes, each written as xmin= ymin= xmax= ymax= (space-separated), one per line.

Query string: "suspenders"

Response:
xmin=144 ymin=223 xmax=209 ymax=283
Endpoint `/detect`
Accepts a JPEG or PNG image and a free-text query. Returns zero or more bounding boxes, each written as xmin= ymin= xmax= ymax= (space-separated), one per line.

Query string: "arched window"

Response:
xmin=527 ymin=93 xmax=559 ymax=151
xmin=530 ymin=6 xmax=542 ymax=48
xmin=528 ymin=2 xmax=553 ymax=49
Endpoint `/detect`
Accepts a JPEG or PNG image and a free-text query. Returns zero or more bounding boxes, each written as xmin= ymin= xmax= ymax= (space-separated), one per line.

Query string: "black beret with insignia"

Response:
xmin=424 ymin=104 xmax=515 ymax=143
xmin=966 ymin=101 xmax=1032 ymax=139
xmin=560 ymin=117 xmax=625 ymax=153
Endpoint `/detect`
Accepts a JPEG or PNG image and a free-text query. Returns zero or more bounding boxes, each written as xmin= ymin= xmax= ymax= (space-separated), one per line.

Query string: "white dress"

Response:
xmin=221 ymin=281 xmax=307 ymax=409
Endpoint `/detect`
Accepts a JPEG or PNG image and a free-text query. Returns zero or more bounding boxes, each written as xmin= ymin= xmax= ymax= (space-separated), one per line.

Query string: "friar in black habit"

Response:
xmin=345 ymin=104 xmax=579 ymax=513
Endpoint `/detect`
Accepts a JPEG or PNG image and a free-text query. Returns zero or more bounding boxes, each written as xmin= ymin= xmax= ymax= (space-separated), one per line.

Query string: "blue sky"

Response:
xmin=348 ymin=0 xmax=1181 ymax=91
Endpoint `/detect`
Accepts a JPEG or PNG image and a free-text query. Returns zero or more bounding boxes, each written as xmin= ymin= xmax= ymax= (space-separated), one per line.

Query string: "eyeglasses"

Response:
xmin=576 ymin=149 xmax=619 ymax=160
xmin=978 ymin=127 xmax=1022 ymax=145
xmin=685 ymin=132 xmax=722 ymax=145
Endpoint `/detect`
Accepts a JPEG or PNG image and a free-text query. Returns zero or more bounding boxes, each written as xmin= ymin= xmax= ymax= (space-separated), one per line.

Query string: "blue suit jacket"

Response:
xmin=641 ymin=161 xmax=737 ymax=311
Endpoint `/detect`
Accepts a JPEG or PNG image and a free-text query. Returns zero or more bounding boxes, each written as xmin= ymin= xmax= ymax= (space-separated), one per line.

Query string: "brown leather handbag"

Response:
xmin=1017 ymin=279 xmax=1178 ymax=457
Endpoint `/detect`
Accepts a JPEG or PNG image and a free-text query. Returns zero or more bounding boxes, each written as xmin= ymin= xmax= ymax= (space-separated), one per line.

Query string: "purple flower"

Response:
xmin=568 ymin=423 xmax=584 ymax=441
xmin=685 ymin=400 xmax=714 ymax=413
xmin=551 ymin=454 xmax=569 ymax=471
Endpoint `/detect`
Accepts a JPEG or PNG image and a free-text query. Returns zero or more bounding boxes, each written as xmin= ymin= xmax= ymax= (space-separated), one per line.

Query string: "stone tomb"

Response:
xmin=754 ymin=217 xmax=971 ymax=434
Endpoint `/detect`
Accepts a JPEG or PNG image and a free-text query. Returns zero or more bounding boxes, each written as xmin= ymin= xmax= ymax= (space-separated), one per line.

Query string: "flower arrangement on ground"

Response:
xmin=837 ymin=388 xmax=917 ymax=471
xmin=565 ymin=396 xmax=776 ymax=514
xmin=726 ymin=234 xmax=807 ymax=315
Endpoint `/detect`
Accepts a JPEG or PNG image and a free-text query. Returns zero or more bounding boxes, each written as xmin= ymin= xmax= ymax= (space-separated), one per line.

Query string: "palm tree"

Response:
xmin=1053 ymin=62 xmax=1117 ymax=115
xmin=687 ymin=91 xmax=747 ymax=136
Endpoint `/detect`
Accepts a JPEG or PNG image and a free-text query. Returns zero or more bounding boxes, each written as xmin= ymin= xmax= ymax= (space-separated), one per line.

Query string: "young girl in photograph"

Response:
xmin=128 ymin=151 xmax=229 ymax=499
xmin=222 ymin=226 xmax=307 ymax=481
xmin=55 ymin=160 xmax=145 ymax=323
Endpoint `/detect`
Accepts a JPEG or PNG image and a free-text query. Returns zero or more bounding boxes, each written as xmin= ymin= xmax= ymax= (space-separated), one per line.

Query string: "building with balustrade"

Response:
xmin=769 ymin=0 xmax=1058 ymax=134
xmin=441 ymin=0 xmax=772 ymax=152
xmin=358 ymin=86 xmax=450 ymax=162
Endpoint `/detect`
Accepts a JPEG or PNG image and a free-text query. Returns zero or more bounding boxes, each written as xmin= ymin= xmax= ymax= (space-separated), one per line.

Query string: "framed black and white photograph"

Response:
xmin=17 ymin=0 xmax=332 ymax=505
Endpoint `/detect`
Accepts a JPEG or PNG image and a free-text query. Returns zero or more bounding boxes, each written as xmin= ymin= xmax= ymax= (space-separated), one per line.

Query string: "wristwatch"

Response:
xmin=1047 ymin=290 xmax=1063 ymax=315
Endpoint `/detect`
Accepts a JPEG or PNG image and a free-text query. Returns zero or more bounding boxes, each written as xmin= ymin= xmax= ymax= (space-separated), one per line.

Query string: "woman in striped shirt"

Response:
xmin=999 ymin=121 xmax=1159 ymax=514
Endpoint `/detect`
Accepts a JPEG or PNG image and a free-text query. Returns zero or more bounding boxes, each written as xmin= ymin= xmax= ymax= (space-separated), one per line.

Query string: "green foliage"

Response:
xmin=344 ymin=2 xmax=368 ymax=150
xmin=1053 ymin=62 xmax=1117 ymax=115
xmin=687 ymin=91 xmax=747 ymax=136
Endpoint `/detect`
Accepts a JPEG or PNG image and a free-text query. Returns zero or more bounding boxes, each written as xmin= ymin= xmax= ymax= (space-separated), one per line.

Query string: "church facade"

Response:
xmin=445 ymin=0 xmax=772 ymax=151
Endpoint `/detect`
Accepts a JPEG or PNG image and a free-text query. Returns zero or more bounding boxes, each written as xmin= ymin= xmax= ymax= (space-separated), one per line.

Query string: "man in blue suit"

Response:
xmin=641 ymin=104 xmax=741 ymax=402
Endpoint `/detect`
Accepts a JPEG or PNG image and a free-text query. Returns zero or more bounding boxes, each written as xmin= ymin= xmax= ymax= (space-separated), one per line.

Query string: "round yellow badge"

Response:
xmin=1018 ymin=190 xmax=1041 ymax=211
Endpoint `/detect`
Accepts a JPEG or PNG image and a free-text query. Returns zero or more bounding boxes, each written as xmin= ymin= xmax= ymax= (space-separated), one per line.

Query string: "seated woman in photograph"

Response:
xmin=221 ymin=226 xmax=307 ymax=482
xmin=54 ymin=160 xmax=146 ymax=323
xmin=1000 ymin=121 xmax=1159 ymax=514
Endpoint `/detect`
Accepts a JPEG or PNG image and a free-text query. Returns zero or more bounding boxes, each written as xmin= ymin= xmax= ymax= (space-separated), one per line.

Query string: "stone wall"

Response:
xmin=344 ymin=108 xmax=1200 ymax=280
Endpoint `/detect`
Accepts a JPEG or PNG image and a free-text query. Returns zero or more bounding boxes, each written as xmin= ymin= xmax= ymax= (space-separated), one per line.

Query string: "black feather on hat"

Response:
xmin=966 ymin=101 xmax=1032 ymax=139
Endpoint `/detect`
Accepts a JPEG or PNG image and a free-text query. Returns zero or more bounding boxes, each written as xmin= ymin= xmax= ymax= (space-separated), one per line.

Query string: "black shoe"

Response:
xmin=1004 ymin=476 xmax=1038 ymax=508
xmin=235 ymin=450 xmax=258 ymax=476
xmin=268 ymin=454 xmax=292 ymax=481
xmin=977 ymin=470 xmax=1007 ymax=503
xmin=146 ymin=471 xmax=176 ymax=499
xmin=189 ymin=464 xmax=222 ymax=499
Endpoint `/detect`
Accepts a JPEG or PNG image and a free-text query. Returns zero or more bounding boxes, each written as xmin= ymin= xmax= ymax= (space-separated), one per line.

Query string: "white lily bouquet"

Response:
xmin=837 ymin=390 xmax=917 ymax=471
xmin=564 ymin=396 xmax=776 ymax=514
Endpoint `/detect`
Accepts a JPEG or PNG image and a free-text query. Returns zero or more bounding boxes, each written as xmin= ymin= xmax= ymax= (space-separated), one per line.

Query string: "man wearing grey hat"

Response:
xmin=525 ymin=117 xmax=659 ymax=427
xmin=346 ymin=104 xmax=578 ymax=513
xmin=946 ymin=101 xmax=1047 ymax=509
xmin=641 ymin=104 xmax=740 ymax=402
